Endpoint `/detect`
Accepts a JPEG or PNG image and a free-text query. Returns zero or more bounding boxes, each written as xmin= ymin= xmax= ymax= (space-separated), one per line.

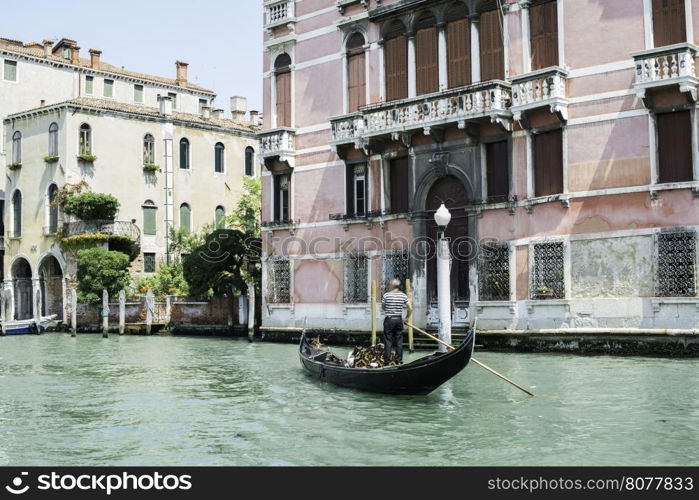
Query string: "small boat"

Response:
xmin=1 ymin=316 xmax=56 ymax=335
xmin=299 ymin=328 xmax=475 ymax=395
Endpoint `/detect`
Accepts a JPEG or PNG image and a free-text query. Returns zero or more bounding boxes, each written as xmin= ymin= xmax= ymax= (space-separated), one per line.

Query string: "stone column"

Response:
xmin=407 ymin=32 xmax=417 ymax=98
xmin=470 ymin=15 xmax=481 ymax=83
xmin=521 ymin=0 xmax=532 ymax=74
xmin=437 ymin=23 xmax=448 ymax=90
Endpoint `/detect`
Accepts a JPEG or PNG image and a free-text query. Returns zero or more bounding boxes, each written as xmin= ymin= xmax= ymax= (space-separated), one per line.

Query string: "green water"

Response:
xmin=0 ymin=334 xmax=697 ymax=466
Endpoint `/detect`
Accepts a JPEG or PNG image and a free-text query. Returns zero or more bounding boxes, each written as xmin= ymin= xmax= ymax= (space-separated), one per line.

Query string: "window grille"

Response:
xmin=268 ymin=258 xmax=291 ymax=303
xmin=478 ymin=243 xmax=510 ymax=301
xmin=531 ymin=241 xmax=564 ymax=299
xmin=382 ymin=250 xmax=409 ymax=294
xmin=343 ymin=253 xmax=368 ymax=303
xmin=656 ymin=230 xmax=696 ymax=297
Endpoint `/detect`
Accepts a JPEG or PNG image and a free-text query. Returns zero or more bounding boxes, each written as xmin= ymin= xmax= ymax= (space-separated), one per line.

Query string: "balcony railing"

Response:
xmin=631 ymin=43 xmax=699 ymax=104
xmin=259 ymin=127 xmax=296 ymax=169
xmin=265 ymin=0 xmax=295 ymax=29
xmin=331 ymin=81 xmax=512 ymax=146
xmin=510 ymin=66 xmax=569 ymax=123
xmin=62 ymin=220 xmax=141 ymax=243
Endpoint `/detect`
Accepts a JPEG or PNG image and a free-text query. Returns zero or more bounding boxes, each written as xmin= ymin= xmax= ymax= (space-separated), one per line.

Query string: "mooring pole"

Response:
xmin=70 ymin=288 xmax=77 ymax=337
xmin=371 ymin=279 xmax=377 ymax=346
xmin=102 ymin=289 xmax=109 ymax=338
xmin=1 ymin=290 xmax=7 ymax=336
xmin=118 ymin=290 xmax=126 ymax=335
xmin=247 ymin=282 xmax=255 ymax=342
xmin=145 ymin=289 xmax=153 ymax=335
xmin=406 ymin=279 xmax=414 ymax=352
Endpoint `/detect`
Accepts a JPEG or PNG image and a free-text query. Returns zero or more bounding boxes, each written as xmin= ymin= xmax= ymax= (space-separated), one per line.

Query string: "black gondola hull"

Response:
xmin=299 ymin=330 xmax=475 ymax=395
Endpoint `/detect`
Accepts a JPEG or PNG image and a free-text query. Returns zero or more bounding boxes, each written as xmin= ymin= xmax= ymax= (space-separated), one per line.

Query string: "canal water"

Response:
xmin=0 ymin=334 xmax=697 ymax=466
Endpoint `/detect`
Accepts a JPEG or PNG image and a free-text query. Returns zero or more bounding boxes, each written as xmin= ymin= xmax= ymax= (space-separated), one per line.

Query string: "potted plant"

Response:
xmin=44 ymin=155 xmax=59 ymax=164
xmin=7 ymin=162 xmax=22 ymax=170
xmin=77 ymin=150 xmax=97 ymax=163
xmin=143 ymin=163 xmax=160 ymax=173
xmin=534 ymin=285 xmax=554 ymax=299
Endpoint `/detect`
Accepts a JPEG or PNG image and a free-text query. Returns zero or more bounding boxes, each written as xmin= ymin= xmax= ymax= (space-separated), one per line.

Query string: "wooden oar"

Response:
xmin=405 ymin=322 xmax=535 ymax=397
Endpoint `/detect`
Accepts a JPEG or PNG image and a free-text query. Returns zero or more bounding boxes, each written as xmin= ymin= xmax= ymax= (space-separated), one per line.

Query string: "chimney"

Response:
xmin=159 ymin=95 xmax=173 ymax=117
xmin=212 ymin=109 xmax=224 ymax=119
xmin=230 ymin=96 xmax=247 ymax=122
xmin=70 ymin=46 xmax=80 ymax=65
xmin=201 ymin=105 xmax=211 ymax=119
xmin=249 ymin=110 xmax=259 ymax=126
xmin=42 ymin=39 xmax=53 ymax=56
xmin=175 ymin=61 xmax=188 ymax=85
xmin=89 ymin=49 xmax=101 ymax=69
xmin=40 ymin=99 xmax=46 ymax=107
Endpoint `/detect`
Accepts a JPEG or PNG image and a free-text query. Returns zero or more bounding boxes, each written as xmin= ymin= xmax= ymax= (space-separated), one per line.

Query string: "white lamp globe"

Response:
xmin=434 ymin=203 xmax=451 ymax=228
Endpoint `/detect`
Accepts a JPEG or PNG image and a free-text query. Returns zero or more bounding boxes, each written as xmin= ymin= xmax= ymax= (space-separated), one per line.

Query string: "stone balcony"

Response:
xmin=330 ymin=81 xmax=512 ymax=151
xmin=258 ymin=127 xmax=296 ymax=170
xmin=62 ymin=220 xmax=141 ymax=244
xmin=264 ymin=0 xmax=296 ymax=32
xmin=631 ymin=43 xmax=699 ymax=106
xmin=510 ymin=66 xmax=569 ymax=127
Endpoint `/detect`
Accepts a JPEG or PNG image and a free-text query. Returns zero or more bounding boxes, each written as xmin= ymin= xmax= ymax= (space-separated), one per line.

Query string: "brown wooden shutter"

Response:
xmin=385 ymin=36 xmax=408 ymax=101
xmin=657 ymin=110 xmax=693 ymax=183
xmin=447 ymin=17 xmax=471 ymax=88
xmin=346 ymin=165 xmax=355 ymax=215
xmin=652 ymin=0 xmax=687 ymax=47
xmin=390 ymin=157 xmax=410 ymax=214
xmin=275 ymin=69 xmax=291 ymax=127
xmin=533 ymin=129 xmax=563 ymax=197
xmin=416 ymin=26 xmax=439 ymax=95
xmin=348 ymin=51 xmax=366 ymax=111
xmin=486 ymin=140 xmax=509 ymax=201
xmin=479 ymin=10 xmax=504 ymax=81
xmin=530 ymin=0 xmax=559 ymax=70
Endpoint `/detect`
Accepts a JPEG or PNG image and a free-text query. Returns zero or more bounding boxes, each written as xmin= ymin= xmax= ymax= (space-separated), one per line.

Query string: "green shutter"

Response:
xmin=180 ymin=205 xmax=191 ymax=234
xmin=215 ymin=207 xmax=225 ymax=228
xmin=134 ymin=85 xmax=143 ymax=103
xmin=4 ymin=60 xmax=17 ymax=81
xmin=104 ymin=79 xmax=113 ymax=98
xmin=143 ymin=206 xmax=157 ymax=235
xmin=85 ymin=76 xmax=93 ymax=94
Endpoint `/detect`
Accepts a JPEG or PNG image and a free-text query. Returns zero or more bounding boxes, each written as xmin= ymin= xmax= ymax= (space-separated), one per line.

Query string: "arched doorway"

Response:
xmin=39 ymin=255 xmax=63 ymax=317
xmin=425 ymin=175 xmax=470 ymax=305
xmin=11 ymin=258 xmax=33 ymax=320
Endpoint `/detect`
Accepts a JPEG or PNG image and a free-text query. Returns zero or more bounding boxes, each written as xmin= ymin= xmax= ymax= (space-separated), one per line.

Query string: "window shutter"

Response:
xmin=389 ymin=157 xmax=410 ymax=213
xmin=385 ymin=36 xmax=408 ymax=101
xmin=179 ymin=139 xmax=189 ymax=169
xmin=486 ymin=141 xmax=509 ymax=201
xmin=447 ymin=18 xmax=471 ymax=88
xmin=180 ymin=205 xmax=191 ymax=234
xmin=348 ymin=51 xmax=366 ymax=111
xmin=416 ymin=26 xmax=439 ymax=95
xmin=652 ymin=0 xmax=686 ymax=47
xmin=4 ymin=60 xmax=17 ymax=81
xmin=215 ymin=207 xmax=225 ymax=228
xmin=479 ymin=10 xmax=504 ymax=81
xmin=530 ymin=1 xmax=559 ymax=70
xmin=276 ymin=71 xmax=291 ymax=127
xmin=533 ymin=129 xmax=563 ymax=197
xmin=346 ymin=165 xmax=355 ymax=215
xmin=143 ymin=207 xmax=156 ymax=235
xmin=274 ymin=176 xmax=282 ymax=221
xmin=657 ymin=110 xmax=693 ymax=183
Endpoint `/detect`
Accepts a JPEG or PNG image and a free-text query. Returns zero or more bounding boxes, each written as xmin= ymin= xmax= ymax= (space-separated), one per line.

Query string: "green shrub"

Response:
xmin=78 ymin=153 xmax=97 ymax=162
xmin=108 ymin=235 xmax=140 ymax=261
xmin=143 ymin=163 xmax=159 ymax=172
xmin=44 ymin=155 xmax=59 ymax=163
xmin=76 ymin=248 xmax=131 ymax=304
xmin=63 ymin=192 xmax=120 ymax=220
xmin=7 ymin=162 xmax=21 ymax=170
xmin=60 ymin=233 xmax=109 ymax=253
xmin=136 ymin=261 xmax=189 ymax=298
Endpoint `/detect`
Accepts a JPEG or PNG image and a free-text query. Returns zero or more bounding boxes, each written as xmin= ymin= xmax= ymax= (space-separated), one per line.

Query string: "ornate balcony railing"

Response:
xmin=62 ymin=220 xmax=141 ymax=243
xmin=330 ymin=81 xmax=512 ymax=147
xmin=265 ymin=0 xmax=295 ymax=29
xmin=510 ymin=66 xmax=569 ymax=123
xmin=631 ymin=43 xmax=699 ymax=104
xmin=258 ymin=127 xmax=296 ymax=169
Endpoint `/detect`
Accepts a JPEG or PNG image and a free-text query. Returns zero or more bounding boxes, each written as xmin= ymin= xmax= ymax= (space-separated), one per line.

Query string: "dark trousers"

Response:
xmin=382 ymin=317 xmax=404 ymax=364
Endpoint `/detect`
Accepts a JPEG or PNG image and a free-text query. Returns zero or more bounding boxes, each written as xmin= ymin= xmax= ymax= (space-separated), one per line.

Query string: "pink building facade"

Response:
xmin=260 ymin=0 xmax=699 ymax=333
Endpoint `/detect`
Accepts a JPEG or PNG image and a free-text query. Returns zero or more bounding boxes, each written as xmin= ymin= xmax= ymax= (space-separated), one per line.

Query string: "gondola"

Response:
xmin=299 ymin=327 xmax=475 ymax=395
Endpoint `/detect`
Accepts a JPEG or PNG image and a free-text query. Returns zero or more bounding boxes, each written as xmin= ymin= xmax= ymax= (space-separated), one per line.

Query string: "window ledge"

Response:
xmin=267 ymin=303 xmax=294 ymax=310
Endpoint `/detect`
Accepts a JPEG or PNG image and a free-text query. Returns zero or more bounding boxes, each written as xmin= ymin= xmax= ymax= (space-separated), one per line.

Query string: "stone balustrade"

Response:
xmin=258 ymin=128 xmax=296 ymax=169
xmin=631 ymin=43 xmax=699 ymax=103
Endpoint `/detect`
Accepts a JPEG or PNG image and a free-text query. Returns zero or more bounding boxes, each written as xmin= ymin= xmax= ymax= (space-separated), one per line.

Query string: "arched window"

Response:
xmin=179 ymin=138 xmax=190 ymax=170
xmin=179 ymin=203 xmax=192 ymax=235
xmin=347 ymin=33 xmax=366 ymax=111
xmin=79 ymin=123 xmax=92 ymax=155
xmin=245 ymin=146 xmax=255 ymax=176
xmin=12 ymin=131 xmax=21 ymax=165
xmin=142 ymin=200 xmax=157 ymax=236
xmin=384 ymin=21 xmax=408 ymax=101
xmin=214 ymin=142 xmax=225 ymax=173
xmin=48 ymin=123 xmax=59 ymax=157
xmin=143 ymin=133 xmax=155 ymax=165
xmin=215 ymin=206 xmax=225 ymax=228
xmin=12 ymin=190 xmax=22 ymax=238
xmin=275 ymin=54 xmax=292 ymax=127
xmin=446 ymin=3 xmax=471 ymax=88
xmin=47 ymin=184 xmax=59 ymax=234
xmin=415 ymin=12 xmax=439 ymax=95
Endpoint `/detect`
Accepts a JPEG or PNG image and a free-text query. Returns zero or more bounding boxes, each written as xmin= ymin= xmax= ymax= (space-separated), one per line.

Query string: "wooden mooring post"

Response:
xmin=1 ymin=290 xmax=7 ymax=336
xmin=371 ymin=280 xmax=377 ymax=346
xmin=102 ymin=289 xmax=109 ymax=338
xmin=406 ymin=278 xmax=413 ymax=352
xmin=70 ymin=289 xmax=77 ymax=337
xmin=118 ymin=290 xmax=126 ymax=335
xmin=145 ymin=289 xmax=153 ymax=335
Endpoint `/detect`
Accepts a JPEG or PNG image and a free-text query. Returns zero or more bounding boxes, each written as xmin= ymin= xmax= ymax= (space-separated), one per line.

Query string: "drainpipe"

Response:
xmin=160 ymin=96 xmax=174 ymax=264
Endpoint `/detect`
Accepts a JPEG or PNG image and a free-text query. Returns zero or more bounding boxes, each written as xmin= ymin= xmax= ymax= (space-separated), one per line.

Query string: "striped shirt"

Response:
xmin=383 ymin=290 xmax=409 ymax=317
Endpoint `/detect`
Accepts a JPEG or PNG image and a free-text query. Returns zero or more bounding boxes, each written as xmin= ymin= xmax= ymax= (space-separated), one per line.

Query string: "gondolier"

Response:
xmin=382 ymin=279 xmax=413 ymax=365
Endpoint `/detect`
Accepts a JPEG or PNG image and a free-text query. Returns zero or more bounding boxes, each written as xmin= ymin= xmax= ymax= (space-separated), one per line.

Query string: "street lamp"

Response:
xmin=434 ymin=203 xmax=452 ymax=350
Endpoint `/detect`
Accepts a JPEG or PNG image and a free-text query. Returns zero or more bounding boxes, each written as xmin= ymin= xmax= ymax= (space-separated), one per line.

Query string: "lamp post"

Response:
xmin=434 ymin=203 xmax=452 ymax=351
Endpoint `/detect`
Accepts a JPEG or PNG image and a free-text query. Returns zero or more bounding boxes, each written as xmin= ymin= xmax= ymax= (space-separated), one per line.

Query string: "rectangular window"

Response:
xmin=530 ymin=0 xmax=559 ymax=71
xmin=385 ymin=35 xmax=408 ymax=101
xmin=389 ymin=157 xmax=409 ymax=214
xmin=652 ymin=0 xmax=686 ymax=47
xmin=143 ymin=253 xmax=156 ymax=273
xmin=85 ymin=75 xmax=94 ymax=94
xmin=274 ymin=174 xmax=290 ymax=222
xmin=657 ymin=110 xmax=693 ymax=184
xmin=479 ymin=9 xmax=505 ymax=80
xmin=199 ymin=98 xmax=208 ymax=113
xmin=531 ymin=241 xmax=565 ymax=299
xmin=268 ymin=258 xmax=291 ymax=303
xmin=134 ymin=84 xmax=144 ymax=103
xmin=346 ymin=164 xmax=367 ymax=217
xmin=533 ymin=128 xmax=563 ymax=197
xmin=656 ymin=230 xmax=696 ymax=297
xmin=103 ymin=79 xmax=114 ymax=98
xmin=3 ymin=60 xmax=17 ymax=81
xmin=168 ymin=92 xmax=177 ymax=110
xmin=343 ymin=253 xmax=369 ymax=303
xmin=143 ymin=206 xmax=157 ymax=235
xmin=478 ymin=243 xmax=510 ymax=301
xmin=382 ymin=250 xmax=409 ymax=294
xmin=486 ymin=140 xmax=509 ymax=202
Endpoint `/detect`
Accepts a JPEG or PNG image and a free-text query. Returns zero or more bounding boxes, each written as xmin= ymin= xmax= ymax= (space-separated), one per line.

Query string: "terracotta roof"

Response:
xmin=7 ymin=97 xmax=258 ymax=134
xmin=0 ymin=38 xmax=215 ymax=95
